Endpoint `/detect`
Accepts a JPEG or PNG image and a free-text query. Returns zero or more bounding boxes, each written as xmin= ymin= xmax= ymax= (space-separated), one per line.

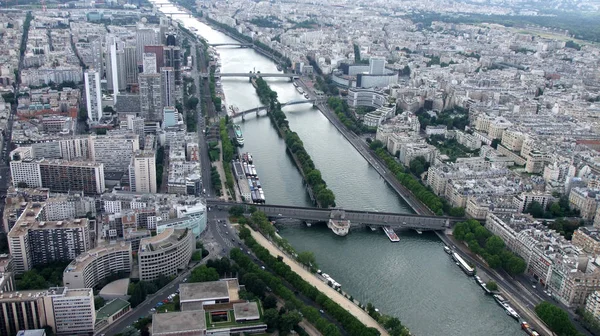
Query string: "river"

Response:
xmin=153 ymin=2 xmax=523 ymax=335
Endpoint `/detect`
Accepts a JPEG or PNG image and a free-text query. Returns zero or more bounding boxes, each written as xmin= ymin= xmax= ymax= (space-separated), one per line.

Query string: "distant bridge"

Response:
xmin=209 ymin=43 xmax=254 ymax=48
xmin=233 ymin=99 xmax=316 ymax=117
xmin=206 ymin=200 xmax=462 ymax=232
xmin=205 ymin=72 xmax=300 ymax=79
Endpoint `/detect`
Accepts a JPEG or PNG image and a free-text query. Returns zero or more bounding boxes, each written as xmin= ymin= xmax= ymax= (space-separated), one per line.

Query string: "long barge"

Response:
xmin=452 ymin=252 xmax=475 ymax=276
xmin=241 ymin=152 xmax=265 ymax=204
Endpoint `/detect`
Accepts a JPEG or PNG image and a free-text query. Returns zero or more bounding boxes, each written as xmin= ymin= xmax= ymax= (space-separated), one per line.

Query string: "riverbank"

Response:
xmin=248 ymin=226 xmax=390 ymax=336
xmin=436 ymin=231 xmax=553 ymax=336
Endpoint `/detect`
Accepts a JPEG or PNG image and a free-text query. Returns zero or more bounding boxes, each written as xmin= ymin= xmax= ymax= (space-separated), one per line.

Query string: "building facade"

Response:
xmin=63 ymin=242 xmax=132 ymax=289
xmin=138 ymin=228 xmax=194 ymax=281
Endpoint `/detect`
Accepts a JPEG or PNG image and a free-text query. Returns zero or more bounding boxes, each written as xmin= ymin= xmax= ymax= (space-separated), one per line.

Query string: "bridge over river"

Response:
xmin=232 ymin=99 xmax=317 ymax=118
xmin=207 ymin=200 xmax=463 ymax=232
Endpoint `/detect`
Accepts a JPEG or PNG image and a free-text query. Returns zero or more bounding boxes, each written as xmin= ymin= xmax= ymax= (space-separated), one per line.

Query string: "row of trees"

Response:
xmin=327 ymin=97 xmax=376 ymax=134
xmin=535 ymin=301 xmax=582 ymax=336
xmin=210 ymin=166 xmax=222 ymax=196
xmin=236 ymin=222 xmax=410 ymax=336
xmin=374 ymin=147 xmax=445 ymax=215
xmin=127 ymin=275 xmax=173 ymax=307
xmin=219 ymin=119 xmax=235 ymax=192
xmin=232 ymin=234 xmax=377 ymax=336
xmin=453 ymin=219 xmax=526 ymax=275
xmin=255 ymin=78 xmax=336 ymax=208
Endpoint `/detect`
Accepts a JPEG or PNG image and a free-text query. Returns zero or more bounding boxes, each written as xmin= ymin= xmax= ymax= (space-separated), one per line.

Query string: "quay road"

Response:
xmin=436 ymin=232 xmax=556 ymax=336
xmin=207 ymin=200 xmax=457 ymax=230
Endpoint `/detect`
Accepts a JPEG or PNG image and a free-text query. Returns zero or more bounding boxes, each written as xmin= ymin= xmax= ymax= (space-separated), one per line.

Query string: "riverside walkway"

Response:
xmin=248 ymin=227 xmax=389 ymax=336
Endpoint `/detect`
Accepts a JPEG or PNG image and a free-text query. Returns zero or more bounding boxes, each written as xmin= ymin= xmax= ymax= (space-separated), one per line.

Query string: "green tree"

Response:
xmin=228 ymin=205 xmax=245 ymax=217
xmin=525 ymin=201 xmax=545 ymax=218
xmin=409 ymin=158 xmax=425 ymax=176
xmin=185 ymin=97 xmax=199 ymax=110
xmin=535 ymin=301 xmax=580 ymax=336
xmin=263 ymin=294 xmax=278 ymax=310
xmin=486 ymin=281 xmax=498 ymax=291
xmin=263 ymin=308 xmax=280 ymax=330
xmin=279 ymin=311 xmax=303 ymax=334
xmin=297 ymin=251 xmax=317 ymax=268
xmin=485 ymin=235 xmax=505 ymax=255
xmin=94 ymin=296 xmax=106 ymax=309
xmin=369 ymin=140 xmax=384 ymax=150
xmin=189 ymin=265 xmax=219 ymax=283
xmin=17 ymin=270 xmax=47 ymax=290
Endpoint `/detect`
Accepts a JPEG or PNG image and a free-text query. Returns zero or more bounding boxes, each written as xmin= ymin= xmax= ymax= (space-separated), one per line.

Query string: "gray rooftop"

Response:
xmin=233 ymin=302 xmax=260 ymax=321
xmin=179 ymin=281 xmax=229 ymax=302
xmin=151 ymin=310 xmax=206 ymax=335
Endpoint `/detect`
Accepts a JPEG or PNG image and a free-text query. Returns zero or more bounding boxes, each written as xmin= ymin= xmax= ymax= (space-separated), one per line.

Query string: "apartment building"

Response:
xmin=63 ymin=242 xmax=132 ymax=289
xmin=39 ymin=159 xmax=105 ymax=195
xmin=90 ymin=132 xmax=140 ymax=173
xmin=569 ymin=187 xmax=600 ymax=221
xmin=0 ymin=287 xmax=95 ymax=336
xmin=129 ymin=150 xmax=157 ymax=193
xmin=8 ymin=202 xmax=91 ymax=274
xmin=138 ymin=228 xmax=194 ymax=281
xmin=572 ymin=227 xmax=600 ymax=255
xmin=513 ymin=191 xmax=554 ymax=213
xmin=10 ymin=158 xmax=42 ymax=188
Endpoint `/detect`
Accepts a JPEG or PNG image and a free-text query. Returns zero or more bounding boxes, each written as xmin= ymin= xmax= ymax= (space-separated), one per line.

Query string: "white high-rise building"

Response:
xmin=84 ymin=69 xmax=102 ymax=123
xmin=161 ymin=67 xmax=175 ymax=108
xmin=10 ymin=158 xmax=42 ymax=188
xmin=143 ymin=53 xmax=157 ymax=73
xmin=129 ymin=150 xmax=157 ymax=193
xmin=369 ymin=56 xmax=386 ymax=75
xmin=44 ymin=287 xmax=95 ymax=335
xmin=106 ymin=35 xmax=120 ymax=103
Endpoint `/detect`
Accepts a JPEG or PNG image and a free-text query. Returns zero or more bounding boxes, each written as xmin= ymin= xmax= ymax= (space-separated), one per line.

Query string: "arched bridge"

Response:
xmin=233 ymin=99 xmax=316 ymax=117
xmin=210 ymin=43 xmax=254 ymax=47
xmin=206 ymin=200 xmax=463 ymax=231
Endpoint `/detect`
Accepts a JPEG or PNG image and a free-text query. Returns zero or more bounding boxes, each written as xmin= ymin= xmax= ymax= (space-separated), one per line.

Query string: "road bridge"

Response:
xmin=206 ymin=200 xmax=463 ymax=232
xmin=210 ymin=73 xmax=299 ymax=79
xmin=233 ymin=99 xmax=316 ymax=118
xmin=210 ymin=43 xmax=254 ymax=47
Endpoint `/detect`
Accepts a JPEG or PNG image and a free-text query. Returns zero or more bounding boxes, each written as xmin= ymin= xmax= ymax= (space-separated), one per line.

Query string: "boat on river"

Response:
xmin=383 ymin=226 xmax=400 ymax=242
xmin=233 ymin=124 xmax=244 ymax=146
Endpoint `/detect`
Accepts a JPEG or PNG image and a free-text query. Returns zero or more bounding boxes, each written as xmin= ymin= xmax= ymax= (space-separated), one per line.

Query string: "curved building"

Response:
xmin=63 ymin=242 xmax=132 ymax=289
xmin=346 ymin=88 xmax=388 ymax=109
xmin=138 ymin=228 xmax=194 ymax=281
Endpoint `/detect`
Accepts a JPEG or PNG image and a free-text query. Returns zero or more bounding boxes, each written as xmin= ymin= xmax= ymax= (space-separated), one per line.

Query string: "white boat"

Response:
xmin=383 ymin=226 xmax=400 ymax=242
xmin=328 ymin=219 xmax=350 ymax=236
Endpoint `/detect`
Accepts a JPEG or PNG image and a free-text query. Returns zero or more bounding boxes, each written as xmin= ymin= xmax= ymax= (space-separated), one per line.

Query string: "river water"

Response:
xmin=153 ymin=2 xmax=523 ymax=335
